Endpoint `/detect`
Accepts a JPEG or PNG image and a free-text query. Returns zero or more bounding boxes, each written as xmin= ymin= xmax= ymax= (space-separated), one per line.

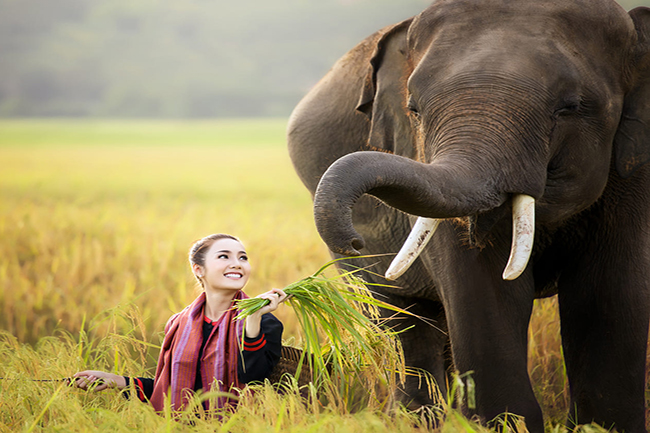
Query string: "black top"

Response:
xmin=124 ymin=312 xmax=283 ymax=401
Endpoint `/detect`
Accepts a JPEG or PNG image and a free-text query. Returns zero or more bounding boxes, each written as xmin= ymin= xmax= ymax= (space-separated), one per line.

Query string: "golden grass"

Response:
xmin=0 ymin=119 xmax=641 ymax=431
xmin=0 ymin=119 xmax=328 ymax=345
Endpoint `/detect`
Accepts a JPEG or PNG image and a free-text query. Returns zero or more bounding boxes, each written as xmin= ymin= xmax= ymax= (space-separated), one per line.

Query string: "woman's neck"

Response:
xmin=203 ymin=288 xmax=238 ymax=321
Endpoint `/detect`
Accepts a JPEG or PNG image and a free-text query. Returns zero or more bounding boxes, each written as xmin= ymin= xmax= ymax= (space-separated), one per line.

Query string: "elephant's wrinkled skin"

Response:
xmin=287 ymin=0 xmax=650 ymax=431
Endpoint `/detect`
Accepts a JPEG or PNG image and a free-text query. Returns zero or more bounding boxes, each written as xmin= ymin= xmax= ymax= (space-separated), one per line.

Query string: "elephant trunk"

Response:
xmin=313 ymin=151 xmax=509 ymax=256
xmin=314 ymin=150 xmax=540 ymax=280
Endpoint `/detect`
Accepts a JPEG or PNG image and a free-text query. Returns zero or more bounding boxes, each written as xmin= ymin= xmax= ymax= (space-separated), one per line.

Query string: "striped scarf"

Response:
xmin=150 ymin=290 xmax=247 ymax=412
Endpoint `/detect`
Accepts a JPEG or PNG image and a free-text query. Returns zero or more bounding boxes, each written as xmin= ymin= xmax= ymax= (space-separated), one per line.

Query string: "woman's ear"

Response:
xmin=614 ymin=7 xmax=650 ymax=178
xmin=355 ymin=19 xmax=416 ymax=157
xmin=192 ymin=264 xmax=204 ymax=278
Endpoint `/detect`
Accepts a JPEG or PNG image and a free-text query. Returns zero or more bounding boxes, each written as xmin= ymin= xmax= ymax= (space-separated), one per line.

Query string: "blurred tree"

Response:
xmin=0 ymin=0 xmax=646 ymax=118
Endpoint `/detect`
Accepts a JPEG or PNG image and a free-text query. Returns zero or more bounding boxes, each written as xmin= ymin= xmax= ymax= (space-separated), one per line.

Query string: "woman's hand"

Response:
xmin=244 ymin=288 xmax=287 ymax=338
xmin=73 ymin=370 xmax=126 ymax=391
xmin=255 ymin=288 xmax=288 ymax=316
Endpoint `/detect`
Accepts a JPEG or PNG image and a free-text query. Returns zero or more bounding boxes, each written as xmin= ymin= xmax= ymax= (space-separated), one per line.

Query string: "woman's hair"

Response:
xmin=189 ymin=233 xmax=241 ymax=287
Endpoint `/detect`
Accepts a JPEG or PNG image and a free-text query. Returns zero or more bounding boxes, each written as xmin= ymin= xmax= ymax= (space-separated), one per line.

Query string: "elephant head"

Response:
xmin=313 ymin=0 xmax=650 ymax=281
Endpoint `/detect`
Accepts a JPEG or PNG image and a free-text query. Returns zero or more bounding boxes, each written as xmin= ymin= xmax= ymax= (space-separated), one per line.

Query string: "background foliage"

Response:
xmin=1 ymin=0 xmax=647 ymax=118
xmin=0 ymin=0 xmax=430 ymax=117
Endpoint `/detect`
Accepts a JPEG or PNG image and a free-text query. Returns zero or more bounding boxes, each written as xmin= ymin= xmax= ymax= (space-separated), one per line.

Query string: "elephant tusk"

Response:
xmin=385 ymin=217 xmax=440 ymax=281
xmin=502 ymin=194 xmax=535 ymax=280
xmin=386 ymin=195 xmax=533 ymax=281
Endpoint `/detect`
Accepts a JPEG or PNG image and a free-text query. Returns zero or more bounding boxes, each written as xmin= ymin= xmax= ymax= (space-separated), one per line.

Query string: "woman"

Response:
xmin=74 ymin=233 xmax=287 ymax=412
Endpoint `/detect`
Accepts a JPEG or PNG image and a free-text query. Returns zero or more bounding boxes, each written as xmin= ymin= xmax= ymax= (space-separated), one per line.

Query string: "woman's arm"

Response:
xmin=73 ymin=370 xmax=126 ymax=391
xmin=239 ymin=313 xmax=284 ymax=383
xmin=74 ymin=370 xmax=154 ymax=402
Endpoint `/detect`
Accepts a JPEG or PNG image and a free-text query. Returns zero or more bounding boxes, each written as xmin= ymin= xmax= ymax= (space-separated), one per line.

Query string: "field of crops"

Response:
xmin=0 ymin=120 xmax=628 ymax=431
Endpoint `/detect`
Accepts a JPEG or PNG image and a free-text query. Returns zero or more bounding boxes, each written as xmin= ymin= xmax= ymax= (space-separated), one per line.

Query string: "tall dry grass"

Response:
xmin=0 ymin=120 xmax=642 ymax=431
xmin=0 ymin=119 xmax=328 ymax=345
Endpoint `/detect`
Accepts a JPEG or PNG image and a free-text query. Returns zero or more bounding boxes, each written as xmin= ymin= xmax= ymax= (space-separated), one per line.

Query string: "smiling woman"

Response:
xmin=73 ymin=233 xmax=288 ymax=414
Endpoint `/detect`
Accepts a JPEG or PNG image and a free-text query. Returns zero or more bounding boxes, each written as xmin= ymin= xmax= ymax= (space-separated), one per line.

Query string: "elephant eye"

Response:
xmin=553 ymin=98 xmax=581 ymax=117
xmin=407 ymin=96 xmax=421 ymax=118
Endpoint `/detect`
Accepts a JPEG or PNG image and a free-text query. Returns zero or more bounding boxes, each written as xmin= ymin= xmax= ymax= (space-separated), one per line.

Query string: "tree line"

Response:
xmin=0 ymin=0 xmax=644 ymax=118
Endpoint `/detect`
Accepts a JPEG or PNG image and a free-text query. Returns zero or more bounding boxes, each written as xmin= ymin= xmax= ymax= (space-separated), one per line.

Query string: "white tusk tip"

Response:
xmin=385 ymin=260 xmax=408 ymax=280
xmin=384 ymin=269 xmax=401 ymax=281
xmin=502 ymin=267 xmax=523 ymax=281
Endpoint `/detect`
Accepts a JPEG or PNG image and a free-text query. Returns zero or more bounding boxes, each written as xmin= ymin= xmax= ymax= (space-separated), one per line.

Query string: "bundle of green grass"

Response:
xmin=234 ymin=258 xmax=437 ymax=411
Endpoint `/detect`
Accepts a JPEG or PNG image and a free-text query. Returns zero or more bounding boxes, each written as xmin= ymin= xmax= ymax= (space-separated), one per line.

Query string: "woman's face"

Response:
xmin=199 ymin=238 xmax=251 ymax=292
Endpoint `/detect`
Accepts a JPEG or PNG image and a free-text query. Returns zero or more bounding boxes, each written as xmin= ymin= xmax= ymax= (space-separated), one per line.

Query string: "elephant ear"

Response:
xmin=356 ymin=18 xmax=415 ymax=158
xmin=614 ymin=7 xmax=650 ymax=178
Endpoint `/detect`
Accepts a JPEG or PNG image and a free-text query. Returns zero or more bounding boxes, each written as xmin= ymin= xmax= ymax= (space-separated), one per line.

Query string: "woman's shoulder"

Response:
xmin=164 ymin=307 xmax=189 ymax=333
xmin=164 ymin=313 xmax=180 ymax=333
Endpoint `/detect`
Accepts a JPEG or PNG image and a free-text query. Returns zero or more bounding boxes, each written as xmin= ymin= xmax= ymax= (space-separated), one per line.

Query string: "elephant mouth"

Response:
xmin=385 ymin=194 xmax=535 ymax=281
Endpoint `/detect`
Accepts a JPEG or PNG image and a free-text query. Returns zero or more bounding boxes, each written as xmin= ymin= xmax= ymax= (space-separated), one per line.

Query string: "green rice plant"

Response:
xmin=234 ymin=257 xmax=438 ymax=412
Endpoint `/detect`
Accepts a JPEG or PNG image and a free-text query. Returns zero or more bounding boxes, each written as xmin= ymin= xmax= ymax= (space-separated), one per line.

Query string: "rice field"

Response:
xmin=0 ymin=119 xmax=636 ymax=431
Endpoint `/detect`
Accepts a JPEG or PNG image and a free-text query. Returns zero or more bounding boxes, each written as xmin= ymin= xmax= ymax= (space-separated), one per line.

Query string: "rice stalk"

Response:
xmin=26 ymin=382 xmax=66 ymax=432
xmin=234 ymin=257 xmax=434 ymax=411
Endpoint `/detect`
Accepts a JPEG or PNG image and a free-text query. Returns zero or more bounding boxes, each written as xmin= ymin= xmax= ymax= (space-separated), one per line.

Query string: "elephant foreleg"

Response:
xmin=558 ymin=236 xmax=650 ymax=432
xmin=432 ymin=223 xmax=545 ymax=432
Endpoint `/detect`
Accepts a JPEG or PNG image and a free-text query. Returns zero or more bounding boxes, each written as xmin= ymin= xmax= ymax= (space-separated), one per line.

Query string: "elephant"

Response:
xmin=287 ymin=0 xmax=650 ymax=431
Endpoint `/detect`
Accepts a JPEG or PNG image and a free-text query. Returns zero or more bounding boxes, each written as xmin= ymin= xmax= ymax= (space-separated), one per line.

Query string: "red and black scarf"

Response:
xmin=150 ymin=291 xmax=247 ymax=412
